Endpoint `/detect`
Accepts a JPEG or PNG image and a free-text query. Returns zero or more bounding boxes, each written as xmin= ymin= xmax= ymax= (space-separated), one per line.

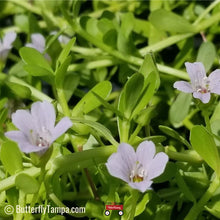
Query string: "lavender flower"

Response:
xmin=50 ymin=31 xmax=70 ymax=45
xmin=26 ymin=33 xmax=46 ymax=53
xmin=5 ymin=101 xmax=72 ymax=154
xmin=0 ymin=32 xmax=17 ymax=62
xmin=26 ymin=33 xmax=50 ymax=60
xmin=174 ymin=62 xmax=220 ymax=103
xmin=106 ymin=141 xmax=168 ymax=193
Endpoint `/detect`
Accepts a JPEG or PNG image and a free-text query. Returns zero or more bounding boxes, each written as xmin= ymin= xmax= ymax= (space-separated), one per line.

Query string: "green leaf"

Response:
xmin=19 ymin=47 xmax=53 ymax=73
xmin=98 ymin=18 xmax=115 ymax=34
xmin=14 ymin=14 xmax=29 ymax=33
xmin=123 ymin=73 xmax=144 ymax=118
xmin=86 ymin=18 xmax=102 ymax=39
xmin=72 ymin=81 xmax=112 ymax=116
xmin=56 ymin=37 xmax=75 ymax=67
xmin=55 ymin=56 xmax=72 ymax=88
xmin=153 ymin=162 xmax=176 ymax=183
xmin=206 ymin=200 xmax=220 ymax=218
xmin=196 ymin=41 xmax=216 ymax=72
xmin=103 ymin=29 xmax=117 ymax=48
xmin=149 ymin=9 xmax=194 ymax=33
xmin=131 ymin=72 xmax=157 ymax=118
xmin=169 ymin=93 xmax=192 ymax=128
xmin=133 ymin=18 xmax=150 ymax=38
xmin=15 ymin=173 xmax=39 ymax=194
xmin=63 ymin=74 xmax=80 ymax=102
xmin=117 ymin=13 xmax=135 ymax=54
xmin=6 ymin=82 xmax=31 ymax=99
xmin=134 ymin=106 xmax=157 ymax=126
xmin=120 ymin=12 xmax=134 ymax=38
xmin=0 ymin=108 xmax=8 ymax=125
xmin=122 ymin=190 xmax=139 ymax=220
xmin=211 ymin=119 xmax=220 ymax=145
xmin=139 ymin=53 xmax=160 ymax=89
xmin=92 ymin=92 xmax=125 ymax=119
xmin=71 ymin=117 xmax=118 ymax=146
xmin=0 ymin=141 xmax=23 ymax=175
xmin=175 ymin=170 xmax=195 ymax=202
xmin=24 ymin=64 xmax=54 ymax=76
xmin=135 ymin=193 xmax=150 ymax=217
xmin=211 ymin=102 xmax=220 ymax=122
xmin=190 ymin=125 xmax=220 ymax=175
xmin=159 ymin=125 xmax=191 ymax=149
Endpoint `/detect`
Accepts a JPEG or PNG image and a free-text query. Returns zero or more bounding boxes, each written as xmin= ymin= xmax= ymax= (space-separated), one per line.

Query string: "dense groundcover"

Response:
xmin=1 ymin=0 xmax=220 ymax=219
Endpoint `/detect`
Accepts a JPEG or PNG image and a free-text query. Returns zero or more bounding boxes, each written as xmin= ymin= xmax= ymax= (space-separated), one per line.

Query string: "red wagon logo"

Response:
xmin=105 ymin=202 xmax=124 ymax=216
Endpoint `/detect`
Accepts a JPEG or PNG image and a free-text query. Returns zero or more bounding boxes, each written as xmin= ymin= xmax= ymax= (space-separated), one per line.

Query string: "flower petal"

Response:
xmin=5 ymin=131 xmax=48 ymax=153
xmin=30 ymin=33 xmax=45 ymax=53
xmin=106 ymin=143 xmax=136 ymax=183
xmin=31 ymin=101 xmax=56 ymax=132
xmin=147 ymin=152 xmax=168 ymax=180
xmin=11 ymin=110 xmax=35 ymax=135
xmin=3 ymin=32 xmax=17 ymax=48
xmin=58 ymin=35 xmax=70 ymax=45
xmin=51 ymin=117 xmax=72 ymax=142
xmin=173 ymin=81 xmax=193 ymax=93
xmin=136 ymin=141 xmax=156 ymax=169
xmin=0 ymin=49 xmax=10 ymax=62
xmin=208 ymin=69 xmax=220 ymax=94
xmin=185 ymin=62 xmax=206 ymax=86
xmin=117 ymin=143 xmax=137 ymax=172
xmin=106 ymin=152 xmax=130 ymax=182
xmin=193 ymin=91 xmax=210 ymax=103
xmin=128 ymin=180 xmax=153 ymax=193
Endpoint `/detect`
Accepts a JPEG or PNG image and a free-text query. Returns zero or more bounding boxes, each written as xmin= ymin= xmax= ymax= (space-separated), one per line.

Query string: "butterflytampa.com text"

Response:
xmin=15 ymin=205 xmax=85 ymax=215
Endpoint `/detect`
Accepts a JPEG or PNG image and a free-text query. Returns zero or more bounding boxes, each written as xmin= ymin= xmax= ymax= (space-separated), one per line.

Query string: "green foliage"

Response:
xmin=169 ymin=93 xmax=192 ymax=128
xmin=19 ymin=47 xmax=53 ymax=74
xmin=15 ymin=173 xmax=39 ymax=194
xmin=0 ymin=141 xmax=23 ymax=175
xmin=72 ymin=81 xmax=112 ymax=116
xmin=190 ymin=126 xmax=220 ymax=175
xmin=149 ymin=9 xmax=195 ymax=33
xmin=196 ymin=41 xmax=216 ymax=72
xmin=1 ymin=0 xmax=220 ymax=219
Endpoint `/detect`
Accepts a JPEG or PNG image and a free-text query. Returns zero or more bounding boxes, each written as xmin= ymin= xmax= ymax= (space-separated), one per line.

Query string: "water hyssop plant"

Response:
xmin=1 ymin=0 xmax=220 ymax=219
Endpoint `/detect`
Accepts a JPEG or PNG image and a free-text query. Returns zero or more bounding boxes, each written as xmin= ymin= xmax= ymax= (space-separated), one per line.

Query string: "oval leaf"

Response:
xmin=149 ymin=9 xmax=194 ymax=33
xmin=15 ymin=173 xmax=39 ymax=194
xmin=196 ymin=41 xmax=216 ymax=72
xmin=169 ymin=93 xmax=192 ymax=128
xmin=72 ymin=81 xmax=112 ymax=116
xmin=19 ymin=47 xmax=53 ymax=73
xmin=190 ymin=125 xmax=220 ymax=175
xmin=0 ymin=141 xmax=23 ymax=175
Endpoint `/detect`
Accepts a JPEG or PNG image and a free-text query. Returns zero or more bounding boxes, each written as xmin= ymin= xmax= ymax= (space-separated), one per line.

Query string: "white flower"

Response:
xmin=5 ymin=101 xmax=72 ymax=154
xmin=174 ymin=62 xmax=220 ymax=103
xmin=50 ymin=31 xmax=70 ymax=45
xmin=0 ymin=32 xmax=17 ymax=62
xmin=106 ymin=141 xmax=168 ymax=192
xmin=26 ymin=33 xmax=46 ymax=53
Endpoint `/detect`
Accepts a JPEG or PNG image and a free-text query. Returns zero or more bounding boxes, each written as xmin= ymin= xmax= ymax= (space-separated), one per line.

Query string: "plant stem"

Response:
xmin=203 ymin=111 xmax=212 ymax=133
xmin=193 ymin=0 xmax=220 ymax=25
xmin=119 ymin=120 xmax=130 ymax=143
xmin=56 ymin=89 xmax=70 ymax=117
xmin=7 ymin=75 xmax=53 ymax=102
xmin=123 ymin=190 xmax=140 ymax=220
xmin=56 ymin=88 xmax=80 ymax=152
xmin=16 ymin=190 xmax=26 ymax=220
xmin=129 ymin=124 xmax=142 ymax=144
xmin=185 ymin=175 xmax=220 ymax=220
xmin=165 ymin=147 xmax=202 ymax=164
xmin=0 ymin=167 xmax=40 ymax=192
